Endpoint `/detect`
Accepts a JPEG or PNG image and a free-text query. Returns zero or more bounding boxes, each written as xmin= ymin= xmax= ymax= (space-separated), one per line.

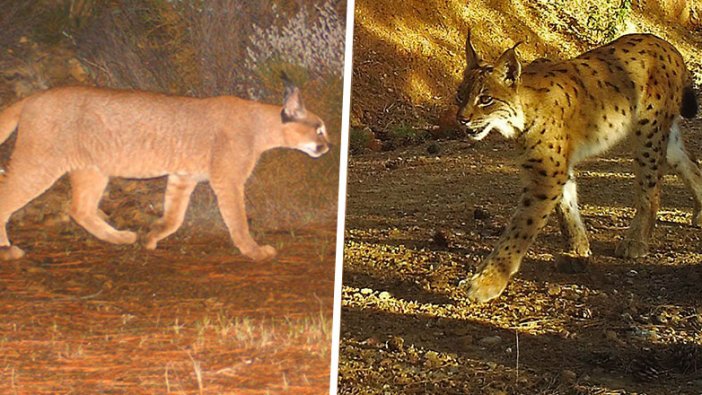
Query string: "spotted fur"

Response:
xmin=456 ymin=32 xmax=700 ymax=302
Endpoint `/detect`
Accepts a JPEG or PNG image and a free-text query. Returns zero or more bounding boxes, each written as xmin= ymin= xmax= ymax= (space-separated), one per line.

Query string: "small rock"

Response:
xmin=555 ymin=254 xmax=589 ymax=273
xmin=560 ymin=369 xmax=577 ymax=383
xmin=563 ymin=289 xmax=581 ymax=301
xmin=386 ymin=336 xmax=404 ymax=352
xmin=368 ymin=138 xmax=383 ymax=152
xmin=360 ymin=288 xmax=373 ymax=295
xmin=426 ymin=142 xmax=440 ymax=155
xmin=449 ymin=326 xmax=470 ymax=337
xmin=458 ymin=334 xmax=474 ymax=348
xmin=547 ymin=283 xmax=562 ymax=296
xmin=431 ymin=230 xmax=449 ymax=248
xmin=384 ymin=158 xmax=401 ymax=170
xmin=478 ymin=335 xmax=502 ymax=346
xmin=406 ymin=348 xmax=420 ymax=364
xmin=473 ymin=206 xmax=491 ymax=220
xmin=605 ymin=330 xmax=619 ymax=342
xmin=424 ymin=350 xmax=442 ymax=368
xmin=654 ymin=312 xmax=669 ymax=324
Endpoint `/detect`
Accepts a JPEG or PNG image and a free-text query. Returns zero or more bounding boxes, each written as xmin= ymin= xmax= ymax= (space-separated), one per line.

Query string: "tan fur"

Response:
xmin=456 ymin=32 xmax=701 ymax=302
xmin=0 ymin=82 xmax=331 ymax=261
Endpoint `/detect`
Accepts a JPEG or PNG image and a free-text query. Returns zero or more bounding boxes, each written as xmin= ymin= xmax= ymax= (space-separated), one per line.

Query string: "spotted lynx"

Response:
xmin=455 ymin=32 xmax=700 ymax=302
xmin=0 ymin=75 xmax=330 ymax=262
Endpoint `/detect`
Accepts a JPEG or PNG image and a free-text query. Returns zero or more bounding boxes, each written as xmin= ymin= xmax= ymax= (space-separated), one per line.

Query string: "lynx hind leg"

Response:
xmin=0 ymin=158 xmax=65 ymax=260
xmin=69 ymin=169 xmax=137 ymax=245
xmin=555 ymin=172 xmax=591 ymax=257
xmin=666 ymin=119 xmax=702 ymax=226
xmin=144 ymin=174 xmax=197 ymax=250
xmin=616 ymin=120 xmax=669 ymax=258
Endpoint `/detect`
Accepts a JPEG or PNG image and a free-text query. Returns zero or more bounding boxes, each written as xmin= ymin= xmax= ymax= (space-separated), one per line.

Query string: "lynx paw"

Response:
xmin=0 ymin=246 xmax=25 ymax=261
xmin=615 ymin=239 xmax=648 ymax=258
xmin=144 ymin=220 xmax=166 ymax=250
xmin=113 ymin=230 xmax=138 ymax=245
xmin=144 ymin=236 xmax=158 ymax=250
xmin=244 ymin=245 xmax=277 ymax=262
xmin=466 ymin=265 xmax=510 ymax=303
xmin=567 ymin=242 xmax=592 ymax=258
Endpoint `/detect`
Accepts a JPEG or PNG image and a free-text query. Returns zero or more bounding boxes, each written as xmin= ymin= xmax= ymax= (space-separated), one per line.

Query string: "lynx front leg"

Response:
xmin=144 ymin=174 xmax=198 ymax=250
xmin=209 ymin=179 xmax=276 ymax=262
xmin=555 ymin=172 xmax=591 ymax=257
xmin=69 ymin=169 xmax=137 ymax=245
xmin=468 ymin=152 xmax=568 ymax=303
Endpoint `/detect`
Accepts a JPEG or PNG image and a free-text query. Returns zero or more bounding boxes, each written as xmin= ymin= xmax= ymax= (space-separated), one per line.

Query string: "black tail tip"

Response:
xmin=681 ymin=86 xmax=698 ymax=119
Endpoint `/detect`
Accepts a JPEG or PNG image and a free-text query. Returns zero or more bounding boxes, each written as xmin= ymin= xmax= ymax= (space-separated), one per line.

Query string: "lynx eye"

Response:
xmin=455 ymin=92 xmax=465 ymax=105
xmin=478 ymin=95 xmax=494 ymax=106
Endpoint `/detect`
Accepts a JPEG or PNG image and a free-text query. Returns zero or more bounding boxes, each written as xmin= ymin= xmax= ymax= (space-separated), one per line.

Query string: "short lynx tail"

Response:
xmin=0 ymin=98 xmax=26 ymax=145
xmin=681 ymin=85 xmax=698 ymax=119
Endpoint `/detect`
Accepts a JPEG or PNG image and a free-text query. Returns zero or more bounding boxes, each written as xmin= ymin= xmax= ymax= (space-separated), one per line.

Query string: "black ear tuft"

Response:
xmin=465 ymin=28 xmax=480 ymax=71
xmin=281 ymin=72 xmax=296 ymax=101
xmin=281 ymin=71 xmax=294 ymax=88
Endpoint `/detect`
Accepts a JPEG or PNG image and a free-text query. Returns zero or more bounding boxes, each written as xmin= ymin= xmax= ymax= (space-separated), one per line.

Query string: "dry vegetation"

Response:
xmin=342 ymin=0 xmax=702 ymax=394
xmin=0 ymin=1 xmax=344 ymax=393
xmin=350 ymin=0 xmax=702 ymax=147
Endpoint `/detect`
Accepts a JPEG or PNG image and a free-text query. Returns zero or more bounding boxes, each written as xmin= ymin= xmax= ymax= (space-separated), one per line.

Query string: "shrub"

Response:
xmin=71 ymin=0 xmax=345 ymax=229
xmin=349 ymin=128 xmax=374 ymax=154
xmin=387 ymin=123 xmax=429 ymax=146
xmin=246 ymin=1 xmax=345 ymax=80
xmin=73 ymin=0 xmax=186 ymax=93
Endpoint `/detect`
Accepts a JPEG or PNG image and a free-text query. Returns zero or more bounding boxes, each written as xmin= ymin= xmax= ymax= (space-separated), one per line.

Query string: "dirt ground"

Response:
xmin=0 ymin=174 xmax=336 ymax=394
xmin=339 ymin=114 xmax=702 ymax=393
xmin=340 ymin=0 xmax=702 ymax=393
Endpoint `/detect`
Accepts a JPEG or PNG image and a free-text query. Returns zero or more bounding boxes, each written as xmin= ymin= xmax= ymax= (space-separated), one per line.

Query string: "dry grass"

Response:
xmin=0 ymin=217 xmax=336 ymax=393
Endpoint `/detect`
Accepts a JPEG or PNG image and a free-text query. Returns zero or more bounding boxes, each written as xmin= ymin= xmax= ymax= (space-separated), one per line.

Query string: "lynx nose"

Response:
xmin=316 ymin=142 xmax=331 ymax=154
xmin=456 ymin=115 xmax=471 ymax=127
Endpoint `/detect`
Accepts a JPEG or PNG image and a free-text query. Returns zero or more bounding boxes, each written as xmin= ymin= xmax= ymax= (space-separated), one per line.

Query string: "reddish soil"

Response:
xmin=0 ymin=176 xmax=336 ymax=394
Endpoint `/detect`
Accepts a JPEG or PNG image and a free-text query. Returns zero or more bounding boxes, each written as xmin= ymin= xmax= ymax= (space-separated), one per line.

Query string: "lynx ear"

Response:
xmin=494 ymin=43 xmax=522 ymax=86
xmin=281 ymin=72 xmax=306 ymax=122
xmin=465 ymin=29 xmax=480 ymax=71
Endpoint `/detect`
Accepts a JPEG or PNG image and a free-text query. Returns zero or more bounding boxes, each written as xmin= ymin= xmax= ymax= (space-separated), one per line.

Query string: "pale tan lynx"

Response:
xmin=456 ymin=32 xmax=700 ymax=302
xmin=0 ymin=75 xmax=330 ymax=261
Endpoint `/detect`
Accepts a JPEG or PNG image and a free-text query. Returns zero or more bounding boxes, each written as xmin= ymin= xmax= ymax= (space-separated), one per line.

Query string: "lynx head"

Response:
xmin=456 ymin=30 xmax=525 ymax=140
xmin=280 ymin=73 xmax=331 ymax=158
